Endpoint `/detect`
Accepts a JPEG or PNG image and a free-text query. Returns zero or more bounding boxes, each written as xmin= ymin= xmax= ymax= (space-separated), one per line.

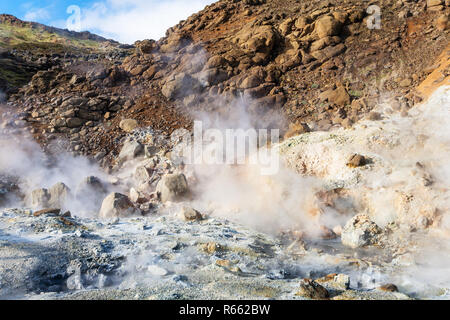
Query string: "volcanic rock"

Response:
xmin=156 ymin=173 xmax=189 ymax=203
xmin=48 ymin=182 xmax=71 ymax=208
xmin=30 ymin=188 xmax=50 ymax=209
xmin=346 ymin=154 xmax=367 ymax=168
xmin=296 ymin=278 xmax=329 ymax=299
xmin=118 ymin=140 xmax=144 ymax=163
xmin=99 ymin=192 xmax=138 ymax=218
xmin=315 ymin=15 xmax=342 ymax=39
xmin=180 ymin=206 xmax=203 ymax=222
xmin=119 ymin=119 xmax=139 ymax=133
xmin=341 ymin=214 xmax=382 ymax=248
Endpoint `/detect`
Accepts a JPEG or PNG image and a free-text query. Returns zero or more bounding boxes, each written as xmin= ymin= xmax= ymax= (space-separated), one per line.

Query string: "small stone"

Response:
xmin=346 ymin=154 xmax=367 ymax=168
xmin=202 ymin=242 xmax=223 ymax=254
xmin=378 ymin=284 xmax=399 ymax=292
xmin=367 ymin=112 xmax=382 ymax=121
xmin=399 ymin=78 xmax=412 ymax=88
xmin=147 ymin=265 xmax=168 ymax=276
xmin=181 ymin=206 xmax=203 ymax=222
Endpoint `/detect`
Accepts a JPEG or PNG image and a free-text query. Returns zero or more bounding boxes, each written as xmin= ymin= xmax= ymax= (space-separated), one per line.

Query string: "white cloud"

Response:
xmin=75 ymin=0 xmax=215 ymax=44
xmin=24 ymin=8 xmax=51 ymax=22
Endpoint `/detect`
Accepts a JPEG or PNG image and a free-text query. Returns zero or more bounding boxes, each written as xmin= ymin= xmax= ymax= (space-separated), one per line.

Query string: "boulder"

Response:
xmin=86 ymin=68 xmax=107 ymax=81
xmin=319 ymin=85 xmax=350 ymax=106
xmin=240 ymin=74 xmax=263 ymax=89
xmin=76 ymin=176 xmax=107 ymax=196
xmin=180 ymin=206 xmax=203 ymax=221
xmin=119 ymin=119 xmax=139 ymax=133
xmin=145 ymin=145 xmax=159 ymax=158
xmin=134 ymin=166 xmax=153 ymax=185
xmin=99 ymin=192 xmax=138 ymax=218
xmin=161 ymin=73 xmax=201 ymax=100
xmin=315 ymin=15 xmax=342 ymax=39
xmin=156 ymin=173 xmax=189 ymax=202
xmin=30 ymin=188 xmax=50 ymax=209
xmin=135 ymin=39 xmax=156 ymax=54
xmin=316 ymin=273 xmax=350 ymax=291
xmin=129 ymin=188 xmax=147 ymax=204
xmin=341 ymin=214 xmax=382 ymax=248
xmin=118 ymin=140 xmax=144 ymax=163
xmin=295 ymin=16 xmax=311 ymax=30
xmin=66 ymin=117 xmax=85 ymax=128
xmin=436 ymin=14 xmax=448 ymax=31
xmin=160 ymin=32 xmax=192 ymax=53
xmin=233 ymin=25 xmax=279 ymax=62
xmin=49 ymin=182 xmax=71 ymax=208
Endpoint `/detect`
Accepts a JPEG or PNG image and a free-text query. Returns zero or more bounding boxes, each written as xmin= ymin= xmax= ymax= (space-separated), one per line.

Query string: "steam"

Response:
xmin=0 ymin=99 xmax=117 ymax=216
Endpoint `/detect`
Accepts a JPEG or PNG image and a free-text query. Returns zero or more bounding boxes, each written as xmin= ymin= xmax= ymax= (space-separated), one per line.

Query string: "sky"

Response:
xmin=0 ymin=0 xmax=215 ymax=44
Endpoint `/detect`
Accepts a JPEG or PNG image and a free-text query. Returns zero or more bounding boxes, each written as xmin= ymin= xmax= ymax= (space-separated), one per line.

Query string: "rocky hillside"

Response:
xmin=0 ymin=14 xmax=128 ymax=94
xmin=2 ymin=0 xmax=449 ymax=166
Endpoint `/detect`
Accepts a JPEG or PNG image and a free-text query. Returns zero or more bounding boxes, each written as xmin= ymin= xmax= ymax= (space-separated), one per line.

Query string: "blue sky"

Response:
xmin=0 ymin=0 xmax=215 ymax=44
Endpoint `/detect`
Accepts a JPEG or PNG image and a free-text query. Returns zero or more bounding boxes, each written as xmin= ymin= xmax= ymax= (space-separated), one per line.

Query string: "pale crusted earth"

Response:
xmin=0 ymin=208 xmax=411 ymax=300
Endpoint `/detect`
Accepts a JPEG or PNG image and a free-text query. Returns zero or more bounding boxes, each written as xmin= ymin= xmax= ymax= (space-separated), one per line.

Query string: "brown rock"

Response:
xmin=367 ymin=111 xmax=382 ymax=121
xmin=347 ymin=154 xmax=367 ymax=168
xmin=315 ymin=15 xmax=342 ymax=39
xmin=33 ymin=208 xmax=61 ymax=217
xmin=296 ymin=279 xmax=329 ymax=299
xmin=427 ymin=0 xmax=443 ymax=7
xmin=436 ymin=14 xmax=449 ymax=30
xmin=378 ymin=284 xmax=399 ymax=292
xmin=129 ymin=65 xmax=148 ymax=76
xmin=240 ymin=74 xmax=263 ymax=89
xmin=295 ymin=16 xmax=311 ymax=29
xmin=399 ymin=78 xmax=412 ymax=88
xmin=66 ymin=117 xmax=85 ymax=128
xmin=319 ymin=85 xmax=350 ymax=106
xmin=284 ymin=122 xmax=311 ymax=139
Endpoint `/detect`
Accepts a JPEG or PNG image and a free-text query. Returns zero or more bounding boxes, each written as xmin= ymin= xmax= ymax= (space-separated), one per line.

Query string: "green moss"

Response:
xmin=0 ymin=65 xmax=31 ymax=87
xmin=348 ymin=90 xmax=363 ymax=98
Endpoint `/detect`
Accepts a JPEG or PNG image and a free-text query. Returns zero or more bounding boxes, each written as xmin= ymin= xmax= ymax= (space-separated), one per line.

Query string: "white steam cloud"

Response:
xmin=74 ymin=0 xmax=215 ymax=43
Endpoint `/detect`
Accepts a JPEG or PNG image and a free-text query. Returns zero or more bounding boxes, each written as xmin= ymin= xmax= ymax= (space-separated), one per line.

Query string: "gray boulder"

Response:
xmin=118 ymin=140 xmax=144 ymax=164
xmin=30 ymin=188 xmax=50 ymax=209
xmin=99 ymin=192 xmax=138 ymax=218
xmin=49 ymin=182 xmax=71 ymax=208
xmin=156 ymin=174 xmax=189 ymax=203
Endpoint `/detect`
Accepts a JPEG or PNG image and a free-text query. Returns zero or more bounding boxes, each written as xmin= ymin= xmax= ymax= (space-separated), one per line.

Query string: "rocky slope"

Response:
xmin=0 ymin=14 xmax=129 ymax=94
xmin=1 ymin=0 xmax=449 ymax=167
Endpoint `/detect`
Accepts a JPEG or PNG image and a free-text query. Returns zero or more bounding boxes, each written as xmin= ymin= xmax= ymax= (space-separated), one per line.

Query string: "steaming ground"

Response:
xmin=0 ymin=87 xmax=450 ymax=299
